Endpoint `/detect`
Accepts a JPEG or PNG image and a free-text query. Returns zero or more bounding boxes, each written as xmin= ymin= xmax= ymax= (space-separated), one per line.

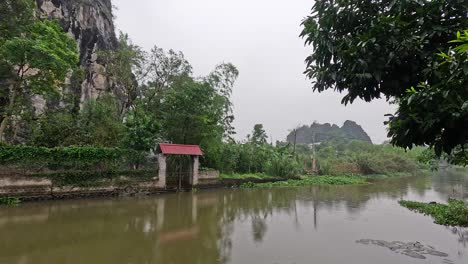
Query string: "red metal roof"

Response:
xmin=158 ymin=144 xmax=203 ymax=156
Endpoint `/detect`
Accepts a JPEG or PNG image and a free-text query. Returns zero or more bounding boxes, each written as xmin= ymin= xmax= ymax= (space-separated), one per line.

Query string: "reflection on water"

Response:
xmin=0 ymin=169 xmax=466 ymax=264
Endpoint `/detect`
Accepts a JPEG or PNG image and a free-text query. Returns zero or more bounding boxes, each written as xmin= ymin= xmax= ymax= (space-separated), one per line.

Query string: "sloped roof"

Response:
xmin=158 ymin=144 xmax=203 ymax=156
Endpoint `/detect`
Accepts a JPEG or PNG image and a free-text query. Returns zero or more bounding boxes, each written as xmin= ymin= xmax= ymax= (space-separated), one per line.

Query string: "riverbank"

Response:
xmin=0 ymin=172 xmax=428 ymax=204
xmin=0 ymin=174 xmax=287 ymax=203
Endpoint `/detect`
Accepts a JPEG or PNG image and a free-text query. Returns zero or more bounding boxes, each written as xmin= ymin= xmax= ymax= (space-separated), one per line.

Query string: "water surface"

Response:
xmin=0 ymin=169 xmax=467 ymax=264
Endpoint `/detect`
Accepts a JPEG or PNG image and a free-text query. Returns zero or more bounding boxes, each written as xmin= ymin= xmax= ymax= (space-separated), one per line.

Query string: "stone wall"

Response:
xmin=0 ymin=173 xmax=164 ymax=201
xmin=199 ymin=170 xmax=220 ymax=180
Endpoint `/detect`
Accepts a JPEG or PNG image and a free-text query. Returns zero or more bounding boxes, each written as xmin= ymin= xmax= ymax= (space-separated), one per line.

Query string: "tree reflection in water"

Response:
xmin=0 ymin=169 xmax=466 ymax=264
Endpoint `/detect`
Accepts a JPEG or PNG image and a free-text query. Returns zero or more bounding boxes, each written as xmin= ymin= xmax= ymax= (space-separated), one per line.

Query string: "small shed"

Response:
xmin=156 ymin=144 xmax=203 ymax=189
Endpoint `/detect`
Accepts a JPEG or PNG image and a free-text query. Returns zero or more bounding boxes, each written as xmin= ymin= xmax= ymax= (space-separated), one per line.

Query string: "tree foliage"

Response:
xmin=301 ymin=0 xmax=467 ymax=103
xmin=301 ymin=0 xmax=468 ymax=164
xmin=0 ymin=0 xmax=34 ymax=42
xmin=251 ymin=124 xmax=268 ymax=145
xmin=0 ymin=1 xmax=78 ymax=142
xmin=99 ymin=33 xmax=145 ymax=117
xmin=161 ymin=75 xmax=225 ymax=146
xmin=144 ymin=46 xmax=193 ymax=92
xmin=1 ymin=20 xmax=78 ymax=94
xmin=387 ymin=31 xmax=468 ymax=165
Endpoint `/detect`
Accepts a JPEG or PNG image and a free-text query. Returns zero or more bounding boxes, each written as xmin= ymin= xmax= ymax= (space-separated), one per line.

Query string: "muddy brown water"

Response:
xmin=0 ymin=168 xmax=467 ymax=264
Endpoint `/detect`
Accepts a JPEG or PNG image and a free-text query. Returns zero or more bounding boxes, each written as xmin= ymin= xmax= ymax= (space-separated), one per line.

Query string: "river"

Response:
xmin=0 ymin=168 xmax=467 ymax=264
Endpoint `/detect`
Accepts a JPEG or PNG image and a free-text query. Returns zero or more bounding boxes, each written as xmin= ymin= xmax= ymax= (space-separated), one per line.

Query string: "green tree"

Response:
xmin=77 ymin=96 xmax=125 ymax=147
xmin=122 ymin=102 xmax=161 ymax=152
xmin=160 ymin=75 xmax=225 ymax=146
xmin=30 ymin=108 xmax=81 ymax=147
xmin=0 ymin=19 xmax=79 ymax=141
xmin=387 ymin=31 xmax=468 ymax=165
xmin=99 ymin=33 xmax=145 ymax=118
xmin=251 ymin=124 xmax=268 ymax=145
xmin=133 ymin=46 xmax=194 ymax=134
xmin=144 ymin=46 xmax=192 ymax=93
xmin=30 ymin=96 xmax=125 ymax=147
xmin=300 ymin=0 xmax=467 ymax=162
xmin=206 ymin=63 xmax=239 ymax=138
xmin=0 ymin=0 xmax=34 ymax=42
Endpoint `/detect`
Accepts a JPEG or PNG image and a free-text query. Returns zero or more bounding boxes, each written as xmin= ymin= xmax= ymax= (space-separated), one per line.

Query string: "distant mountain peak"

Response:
xmin=287 ymin=120 xmax=372 ymax=144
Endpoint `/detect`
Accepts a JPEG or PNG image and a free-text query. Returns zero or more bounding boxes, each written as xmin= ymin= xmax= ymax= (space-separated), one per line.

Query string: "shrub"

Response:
xmin=314 ymin=140 xmax=426 ymax=176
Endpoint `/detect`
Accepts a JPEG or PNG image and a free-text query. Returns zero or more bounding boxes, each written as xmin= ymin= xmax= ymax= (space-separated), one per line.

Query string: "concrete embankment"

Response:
xmin=0 ymin=173 xmax=285 ymax=202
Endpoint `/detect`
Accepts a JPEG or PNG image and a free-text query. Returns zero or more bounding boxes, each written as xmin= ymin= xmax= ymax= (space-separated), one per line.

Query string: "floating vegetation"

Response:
xmin=399 ymin=199 xmax=468 ymax=227
xmin=0 ymin=196 xmax=21 ymax=206
xmin=356 ymin=239 xmax=450 ymax=261
xmin=240 ymin=176 xmax=368 ymax=188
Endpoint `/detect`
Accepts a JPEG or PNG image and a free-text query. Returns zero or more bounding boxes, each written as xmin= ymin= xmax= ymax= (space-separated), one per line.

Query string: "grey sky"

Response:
xmin=113 ymin=0 xmax=395 ymax=143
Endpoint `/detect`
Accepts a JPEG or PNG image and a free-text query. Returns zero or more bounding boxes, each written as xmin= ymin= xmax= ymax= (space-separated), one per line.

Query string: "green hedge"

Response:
xmin=0 ymin=145 xmax=146 ymax=170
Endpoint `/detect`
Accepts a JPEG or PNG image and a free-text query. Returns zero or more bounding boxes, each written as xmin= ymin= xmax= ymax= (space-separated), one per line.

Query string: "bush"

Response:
xmin=314 ymin=140 xmax=426 ymax=176
xmin=204 ymin=142 xmax=303 ymax=178
xmin=30 ymin=96 xmax=125 ymax=148
xmin=265 ymin=151 xmax=302 ymax=178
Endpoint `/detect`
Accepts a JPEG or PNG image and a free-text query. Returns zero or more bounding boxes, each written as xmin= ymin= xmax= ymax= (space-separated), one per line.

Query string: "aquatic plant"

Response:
xmin=399 ymin=199 xmax=468 ymax=227
xmin=221 ymin=173 xmax=277 ymax=180
xmin=0 ymin=196 xmax=21 ymax=206
xmin=240 ymin=176 xmax=368 ymax=188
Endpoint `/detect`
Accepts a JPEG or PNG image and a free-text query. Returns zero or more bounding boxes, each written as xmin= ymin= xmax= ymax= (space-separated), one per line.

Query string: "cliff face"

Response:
xmin=36 ymin=0 xmax=117 ymax=103
xmin=341 ymin=120 xmax=373 ymax=143
xmin=287 ymin=121 xmax=373 ymax=144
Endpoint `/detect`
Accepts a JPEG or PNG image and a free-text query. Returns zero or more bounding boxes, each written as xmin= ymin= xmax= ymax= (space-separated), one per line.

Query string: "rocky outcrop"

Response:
xmin=286 ymin=120 xmax=373 ymax=144
xmin=36 ymin=0 xmax=117 ymax=103
xmin=341 ymin=120 xmax=373 ymax=143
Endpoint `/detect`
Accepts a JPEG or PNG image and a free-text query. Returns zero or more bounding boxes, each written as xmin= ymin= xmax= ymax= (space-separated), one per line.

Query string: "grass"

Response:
xmin=220 ymin=173 xmax=279 ymax=180
xmin=240 ymin=175 xmax=368 ymax=188
xmin=0 ymin=196 xmax=21 ymax=206
xmin=399 ymin=199 xmax=468 ymax=227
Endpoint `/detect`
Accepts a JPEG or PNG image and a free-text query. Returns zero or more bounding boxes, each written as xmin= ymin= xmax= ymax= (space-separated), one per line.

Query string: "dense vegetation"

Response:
xmin=0 ymin=1 xmax=440 ymax=183
xmin=0 ymin=144 xmax=155 ymax=187
xmin=291 ymin=140 xmax=429 ymax=177
xmin=301 ymin=0 xmax=468 ymax=165
xmin=400 ymin=199 xmax=468 ymax=227
xmin=0 ymin=2 xmax=304 ymax=179
xmin=0 ymin=0 xmax=78 ymax=142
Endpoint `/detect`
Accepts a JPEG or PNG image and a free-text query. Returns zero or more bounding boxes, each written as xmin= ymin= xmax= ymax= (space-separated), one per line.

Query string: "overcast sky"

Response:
xmin=113 ymin=0 xmax=395 ymax=143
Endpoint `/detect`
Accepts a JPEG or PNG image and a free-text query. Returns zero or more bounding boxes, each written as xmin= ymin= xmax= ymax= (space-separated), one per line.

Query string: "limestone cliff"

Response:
xmin=286 ymin=120 xmax=373 ymax=144
xmin=36 ymin=0 xmax=117 ymax=103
